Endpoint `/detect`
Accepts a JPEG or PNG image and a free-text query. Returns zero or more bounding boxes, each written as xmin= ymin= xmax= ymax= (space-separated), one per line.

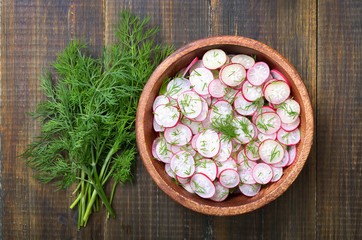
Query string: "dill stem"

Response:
xmin=70 ymin=193 xmax=81 ymax=209
xmin=107 ymin=181 xmax=118 ymax=219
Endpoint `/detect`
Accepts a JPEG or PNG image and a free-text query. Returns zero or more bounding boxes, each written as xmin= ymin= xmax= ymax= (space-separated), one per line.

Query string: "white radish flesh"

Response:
xmin=232 ymin=116 xmax=255 ymax=144
xmin=153 ymin=95 xmax=170 ymax=111
xmin=189 ymin=68 xmax=214 ymax=96
xmin=281 ymin=116 xmax=300 ymax=132
xmin=209 ymin=100 xmax=233 ymax=123
xmin=252 ymin=163 xmax=273 ymax=184
xmin=170 ymin=151 xmax=195 ymax=178
xmin=270 ymin=69 xmax=290 ymax=86
xmin=202 ymin=49 xmax=227 ymax=70
xmin=277 ymin=128 xmax=301 ymax=146
xmin=190 ymin=173 xmax=216 ymax=198
xmin=264 ymin=80 xmax=290 ymax=105
xmin=155 ymin=138 xmax=173 ymax=163
xmin=210 ymin=181 xmax=229 ymax=202
xmin=271 ymin=147 xmax=290 ymax=168
xmin=239 ymin=183 xmax=261 ymax=197
xmin=154 ymin=104 xmax=180 ymax=128
xmin=219 ymin=63 xmax=246 ymax=87
xmin=242 ymin=80 xmax=263 ymax=102
xmin=255 ymin=112 xmax=281 ymax=135
xmin=195 ymin=129 xmax=221 ymax=158
xmin=164 ymin=123 xmax=192 ymax=146
xmin=208 ymin=79 xmax=228 ymax=98
xmin=244 ymin=141 xmax=260 ymax=161
xmin=177 ymin=91 xmax=203 ymax=119
xmin=246 ymin=62 xmax=270 ymax=86
xmin=166 ymin=77 xmax=191 ymax=100
xmin=276 ymin=99 xmax=300 ymax=124
xmin=259 ymin=139 xmax=284 ymax=164
xmin=233 ymin=91 xmax=258 ymax=116
xmin=231 ymin=54 xmax=255 ymax=69
xmin=287 ymin=145 xmax=297 ymax=166
xmin=238 ymin=160 xmax=257 ymax=185
xmin=213 ymin=136 xmax=233 ymax=162
xmin=195 ymin=158 xmax=217 ymax=181
xmin=271 ymin=166 xmax=283 ymax=182
xmin=219 ymin=169 xmax=240 ymax=188
xmin=216 ymin=157 xmax=238 ymax=178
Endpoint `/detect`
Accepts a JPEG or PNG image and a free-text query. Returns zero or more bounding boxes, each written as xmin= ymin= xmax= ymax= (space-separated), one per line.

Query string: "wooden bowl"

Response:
xmin=136 ymin=36 xmax=313 ymax=215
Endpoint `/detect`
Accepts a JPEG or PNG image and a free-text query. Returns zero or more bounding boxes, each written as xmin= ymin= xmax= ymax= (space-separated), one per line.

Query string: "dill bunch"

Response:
xmin=21 ymin=10 xmax=174 ymax=228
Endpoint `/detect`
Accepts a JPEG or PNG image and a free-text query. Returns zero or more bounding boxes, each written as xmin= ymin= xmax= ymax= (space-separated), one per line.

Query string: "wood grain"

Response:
xmin=317 ymin=0 xmax=362 ymax=238
xmin=0 ymin=0 xmax=360 ymax=239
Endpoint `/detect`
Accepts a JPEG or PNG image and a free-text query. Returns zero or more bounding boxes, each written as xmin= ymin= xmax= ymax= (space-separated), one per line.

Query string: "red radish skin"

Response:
xmin=216 ymin=157 xmax=238 ymax=178
xmin=165 ymin=164 xmax=176 ymax=179
xmin=182 ymin=57 xmax=198 ymax=77
xmin=153 ymin=95 xmax=170 ymax=111
xmin=270 ymin=69 xmax=290 ymax=86
xmin=244 ymin=141 xmax=260 ymax=161
xmin=271 ymin=147 xmax=290 ymax=168
xmin=281 ymin=116 xmax=300 ymax=132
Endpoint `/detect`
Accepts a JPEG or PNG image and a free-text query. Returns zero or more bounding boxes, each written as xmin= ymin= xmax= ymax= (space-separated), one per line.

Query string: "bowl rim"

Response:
xmin=136 ymin=35 xmax=314 ymax=215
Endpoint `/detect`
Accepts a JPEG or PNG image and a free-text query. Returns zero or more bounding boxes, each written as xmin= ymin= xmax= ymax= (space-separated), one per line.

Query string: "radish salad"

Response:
xmin=152 ymin=49 xmax=301 ymax=201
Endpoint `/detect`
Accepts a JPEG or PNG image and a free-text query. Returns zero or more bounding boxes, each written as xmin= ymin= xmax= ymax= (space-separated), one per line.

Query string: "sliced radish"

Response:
xmin=233 ymin=91 xmax=258 ymax=116
xmin=181 ymin=182 xmax=195 ymax=194
xmin=191 ymin=132 xmax=200 ymax=150
xmin=170 ymin=151 xmax=195 ymax=178
xmin=281 ymin=116 xmax=300 ymax=132
xmin=264 ymin=80 xmax=290 ymax=105
xmin=201 ymin=109 xmax=212 ymax=128
xmin=189 ymin=68 xmax=214 ymax=96
xmin=272 ymin=147 xmax=290 ymax=167
xmin=165 ymin=163 xmax=176 ymax=178
xmin=195 ymin=158 xmax=217 ymax=181
xmin=232 ymin=116 xmax=255 ymax=144
xmin=255 ymin=112 xmax=281 ymax=135
xmin=246 ymin=62 xmax=270 ymax=86
xmin=275 ymin=99 xmax=300 ymax=124
xmin=177 ymin=91 xmax=203 ymax=119
xmin=171 ymin=143 xmax=196 ymax=157
xmin=252 ymin=163 xmax=273 ymax=184
xmin=239 ymin=183 xmax=261 ymax=197
xmin=242 ymin=80 xmax=263 ymax=102
xmin=222 ymin=88 xmax=238 ymax=103
xmin=152 ymin=138 xmax=161 ymax=160
xmin=166 ymin=77 xmax=191 ymax=100
xmin=176 ymin=175 xmax=190 ymax=185
xmin=252 ymin=106 xmax=276 ymax=123
xmin=238 ymin=160 xmax=257 ymax=185
xmin=210 ymin=181 xmax=229 ymax=202
xmin=257 ymin=132 xmax=277 ymax=142
xmin=154 ymin=104 xmax=180 ymax=128
xmin=189 ymin=60 xmax=205 ymax=74
xmin=262 ymin=79 xmax=278 ymax=94
xmin=244 ymin=140 xmax=260 ymax=161
xmin=202 ymin=49 xmax=227 ymax=70
xmin=209 ymin=100 xmax=233 ymax=122
xmin=190 ymin=173 xmax=216 ymax=198
xmin=232 ymin=140 xmax=243 ymax=153
xmin=213 ymin=136 xmax=233 ymax=162
xmin=270 ymin=166 xmax=283 ymax=182
xmin=182 ymin=57 xmax=198 ymax=77
xmin=236 ymin=150 xmax=248 ymax=164
xmin=219 ymin=63 xmax=246 ymax=87
xmin=259 ymin=139 xmax=284 ymax=164
xmin=153 ymin=118 xmax=164 ymax=132
xmin=287 ymin=145 xmax=297 ymax=166
xmin=216 ymin=157 xmax=238 ymax=178
xmin=277 ymin=128 xmax=301 ymax=146
xmin=231 ymin=54 xmax=255 ymax=69
xmin=270 ymin=69 xmax=290 ymax=86
xmin=153 ymin=95 xmax=170 ymax=111
xmin=192 ymin=97 xmax=209 ymax=122
xmin=182 ymin=118 xmax=204 ymax=134
xmin=208 ymin=79 xmax=228 ymax=98
xmin=164 ymin=123 xmax=192 ymax=146
xmin=155 ymin=137 xmax=173 ymax=163
xmin=195 ymin=129 xmax=221 ymax=158
xmin=219 ymin=169 xmax=240 ymax=188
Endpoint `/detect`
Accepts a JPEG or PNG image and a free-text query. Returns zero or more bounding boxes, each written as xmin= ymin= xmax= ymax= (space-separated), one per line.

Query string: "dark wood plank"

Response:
xmin=0 ymin=0 xmax=104 ymax=239
xmin=317 ymin=0 xmax=361 ymax=238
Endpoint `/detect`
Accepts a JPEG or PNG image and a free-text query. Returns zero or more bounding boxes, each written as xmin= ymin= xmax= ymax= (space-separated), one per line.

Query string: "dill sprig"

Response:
xmin=210 ymin=114 xmax=238 ymax=142
xmin=21 ymin=10 xmax=174 ymax=228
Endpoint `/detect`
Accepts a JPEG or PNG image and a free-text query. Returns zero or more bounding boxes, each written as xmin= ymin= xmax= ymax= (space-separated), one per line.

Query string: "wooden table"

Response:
xmin=0 ymin=0 xmax=360 ymax=239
